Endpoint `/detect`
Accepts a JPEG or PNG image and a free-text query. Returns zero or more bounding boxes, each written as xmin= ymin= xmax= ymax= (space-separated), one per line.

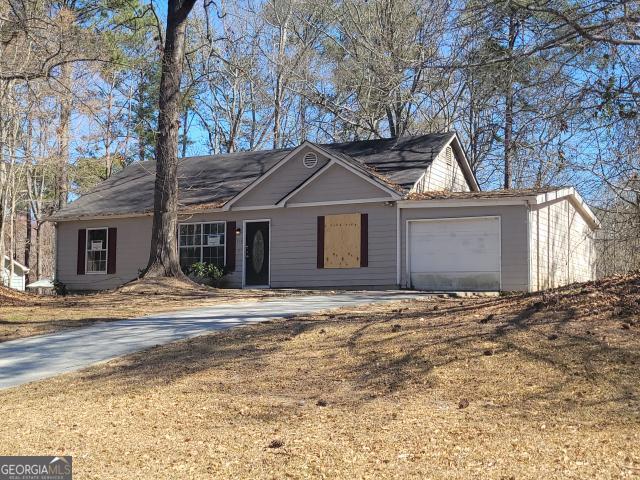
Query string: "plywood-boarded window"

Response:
xmin=324 ymin=213 xmax=361 ymax=268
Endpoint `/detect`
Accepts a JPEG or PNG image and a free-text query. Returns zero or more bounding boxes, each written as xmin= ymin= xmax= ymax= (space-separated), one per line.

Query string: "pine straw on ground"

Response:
xmin=1 ymin=276 xmax=639 ymax=479
xmin=0 ymin=284 xmax=30 ymax=303
xmin=0 ymin=278 xmax=298 ymax=342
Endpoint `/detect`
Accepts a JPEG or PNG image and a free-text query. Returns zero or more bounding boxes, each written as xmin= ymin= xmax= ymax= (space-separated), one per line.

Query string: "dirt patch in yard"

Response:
xmin=0 ymin=275 xmax=638 ymax=478
xmin=0 ymin=278 xmax=300 ymax=342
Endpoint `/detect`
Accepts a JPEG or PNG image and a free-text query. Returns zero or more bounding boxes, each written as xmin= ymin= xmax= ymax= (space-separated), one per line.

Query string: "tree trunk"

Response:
xmin=35 ymin=222 xmax=42 ymax=281
xmin=142 ymin=0 xmax=197 ymax=278
xmin=137 ymin=75 xmax=146 ymax=163
xmin=8 ymin=190 xmax=15 ymax=288
xmin=298 ymin=95 xmax=307 ymax=144
xmin=386 ymin=107 xmax=397 ymax=138
xmin=504 ymin=82 xmax=514 ymax=189
xmin=56 ymin=62 xmax=72 ymax=210
xmin=503 ymin=13 xmax=518 ymax=190
xmin=181 ymin=106 xmax=188 ymax=158
xmin=25 ymin=206 xmax=32 ymax=283
xmin=273 ymin=12 xmax=290 ymax=149
xmin=24 ymin=113 xmax=33 ymax=282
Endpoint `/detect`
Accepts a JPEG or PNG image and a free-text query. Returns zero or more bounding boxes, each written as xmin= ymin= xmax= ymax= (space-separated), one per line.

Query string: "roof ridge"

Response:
xmin=178 ymin=132 xmax=458 ymax=163
xmin=50 ymin=132 xmax=458 ymax=221
xmin=181 ymin=147 xmax=293 ymax=161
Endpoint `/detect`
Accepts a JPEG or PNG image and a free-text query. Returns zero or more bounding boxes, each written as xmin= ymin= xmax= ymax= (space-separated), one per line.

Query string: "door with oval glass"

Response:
xmin=244 ymin=220 xmax=270 ymax=286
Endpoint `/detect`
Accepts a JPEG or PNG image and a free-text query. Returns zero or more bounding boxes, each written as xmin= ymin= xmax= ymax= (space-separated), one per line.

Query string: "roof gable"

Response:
xmin=225 ymin=142 xmax=402 ymax=210
xmin=322 ymin=132 xmax=455 ymax=189
xmin=413 ymin=136 xmax=475 ymax=193
xmin=227 ymin=144 xmax=331 ymax=209
xmin=280 ymin=162 xmax=399 ymax=206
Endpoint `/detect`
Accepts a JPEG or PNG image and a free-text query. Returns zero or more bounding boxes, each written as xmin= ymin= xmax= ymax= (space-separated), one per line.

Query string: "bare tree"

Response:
xmin=142 ymin=0 xmax=198 ymax=278
xmin=514 ymin=0 xmax=640 ymax=47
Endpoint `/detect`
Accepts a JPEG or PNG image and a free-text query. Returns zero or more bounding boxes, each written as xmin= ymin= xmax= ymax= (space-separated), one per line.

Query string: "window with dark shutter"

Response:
xmin=360 ymin=213 xmax=368 ymax=267
xmin=317 ymin=216 xmax=325 ymax=268
xmin=225 ymin=221 xmax=236 ymax=272
xmin=77 ymin=229 xmax=86 ymax=275
xmin=107 ymin=227 xmax=117 ymax=274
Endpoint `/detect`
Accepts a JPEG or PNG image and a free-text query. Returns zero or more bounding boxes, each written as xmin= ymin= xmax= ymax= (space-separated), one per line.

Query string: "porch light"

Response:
xmin=235 ymin=227 xmax=241 ymax=235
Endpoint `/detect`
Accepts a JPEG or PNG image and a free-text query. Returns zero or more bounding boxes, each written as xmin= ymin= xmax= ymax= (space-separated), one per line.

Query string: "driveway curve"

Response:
xmin=0 ymin=292 xmax=424 ymax=390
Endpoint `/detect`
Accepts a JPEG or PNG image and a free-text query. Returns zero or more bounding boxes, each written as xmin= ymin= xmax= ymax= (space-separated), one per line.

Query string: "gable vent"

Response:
xmin=445 ymin=146 xmax=453 ymax=166
xmin=303 ymin=152 xmax=318 ymax=168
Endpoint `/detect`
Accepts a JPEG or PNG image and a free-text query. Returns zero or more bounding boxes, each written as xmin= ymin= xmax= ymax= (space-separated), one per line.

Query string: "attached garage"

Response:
xmin=408 ymin=216 xmax=501 ymax=291
xmin=400 ymin=188 xmax=599 ymax=292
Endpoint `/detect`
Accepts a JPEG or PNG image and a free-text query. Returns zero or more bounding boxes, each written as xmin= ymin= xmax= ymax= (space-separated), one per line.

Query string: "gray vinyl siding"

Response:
xmin=56 ymin=203 xmax=398 ymax=290
xmin=401 ymin=205 xmax=530 ymax=291
xmin=287 ymin=163 xmax=394 ymax=204
xmin=56 ymin=201 xmax=597 ymax=293
xmin=233 ymin=146 xmax=330 ymax=207
xmin=529 ymin=198 xmax=596 ymax=291
xmin=182 ymin=203 xmax=397 ymax=288
xmin=411 ymin=146 xmax=470 ymax=193
xmin=56 ymin=216 xmax=152 ymax=290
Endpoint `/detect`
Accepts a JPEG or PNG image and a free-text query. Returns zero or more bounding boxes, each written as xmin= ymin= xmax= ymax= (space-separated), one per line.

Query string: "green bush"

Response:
xmin=189 ymin=262 xmax=225 ymax=287
xmin=53 ymin=279 xmax=68 ymax=296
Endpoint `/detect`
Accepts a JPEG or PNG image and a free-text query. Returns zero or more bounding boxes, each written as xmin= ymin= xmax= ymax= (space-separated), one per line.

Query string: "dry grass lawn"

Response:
xmin=0 ymin=278 xmax=299 ymax=342
xmin=1 ymin=276 xmax=639 ymax=479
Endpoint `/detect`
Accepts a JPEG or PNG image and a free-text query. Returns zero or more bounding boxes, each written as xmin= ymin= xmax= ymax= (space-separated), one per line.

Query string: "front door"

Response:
xmin=245 ymin=221 xmax=270 ymax=286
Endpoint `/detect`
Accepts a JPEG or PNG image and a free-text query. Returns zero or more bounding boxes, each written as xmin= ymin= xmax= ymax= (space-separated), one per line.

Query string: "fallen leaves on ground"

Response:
xmin=1 ymin=275 xmax=639 ymax=478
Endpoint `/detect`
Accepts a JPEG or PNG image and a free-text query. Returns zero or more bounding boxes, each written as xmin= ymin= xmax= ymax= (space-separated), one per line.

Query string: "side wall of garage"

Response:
xmin=401 ymin=205 xmax=530 ymax=291
xmin=529 ymin=198 xmax=596 ymax=291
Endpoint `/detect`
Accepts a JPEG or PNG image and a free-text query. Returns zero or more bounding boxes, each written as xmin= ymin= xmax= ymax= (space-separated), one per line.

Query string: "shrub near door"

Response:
xmin=188 ymin=262 xmax=226 ymax=287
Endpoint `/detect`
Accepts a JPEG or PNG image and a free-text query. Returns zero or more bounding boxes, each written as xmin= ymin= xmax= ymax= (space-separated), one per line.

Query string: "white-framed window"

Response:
xmin=179 ymin=222 xmax=226 ymax=272
xmin=87 ymin=228 xmax=108 ymax=274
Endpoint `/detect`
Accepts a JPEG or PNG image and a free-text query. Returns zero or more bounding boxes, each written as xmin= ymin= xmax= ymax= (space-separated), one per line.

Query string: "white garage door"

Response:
xmin=408 ymin=217 xmax=501 ymax=291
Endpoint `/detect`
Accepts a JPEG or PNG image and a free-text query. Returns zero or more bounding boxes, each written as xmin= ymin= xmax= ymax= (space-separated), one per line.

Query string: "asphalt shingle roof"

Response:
xmin=50 ymin=132 xmax=456 ymax=221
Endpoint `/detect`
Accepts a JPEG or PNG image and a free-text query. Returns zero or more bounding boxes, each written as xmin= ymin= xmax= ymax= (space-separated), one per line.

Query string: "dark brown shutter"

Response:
xmin=107 ymin=227 xmax=117 ymax=274
xmin=317 ymin=216 xmax=325 ymax=268
xmin=77 ymin=229 xmax=86 ymax=275
xmin=360 ymin=213 xmax=368 ymax=267
xmin=225 ymin=221 xmax=236 ymax=271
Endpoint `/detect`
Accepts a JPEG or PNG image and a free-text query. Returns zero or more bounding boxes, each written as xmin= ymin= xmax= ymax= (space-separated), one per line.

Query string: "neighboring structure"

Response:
xmin=48 ymin=132 xmax=599 ymax=292
xmin=26 ymin=278 xmax=55 ymax=290
xmin=2 ymin=256 xmax=30 ymax=291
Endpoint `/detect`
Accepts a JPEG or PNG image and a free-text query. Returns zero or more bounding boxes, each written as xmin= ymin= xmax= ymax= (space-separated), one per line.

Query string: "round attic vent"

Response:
xmin=303 ymin=152 xmax=318 ymax=168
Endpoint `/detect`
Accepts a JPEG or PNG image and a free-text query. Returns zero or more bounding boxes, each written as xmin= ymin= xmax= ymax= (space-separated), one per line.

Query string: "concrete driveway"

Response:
xmin=0 ymin=291 xmax=424 ymax=390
